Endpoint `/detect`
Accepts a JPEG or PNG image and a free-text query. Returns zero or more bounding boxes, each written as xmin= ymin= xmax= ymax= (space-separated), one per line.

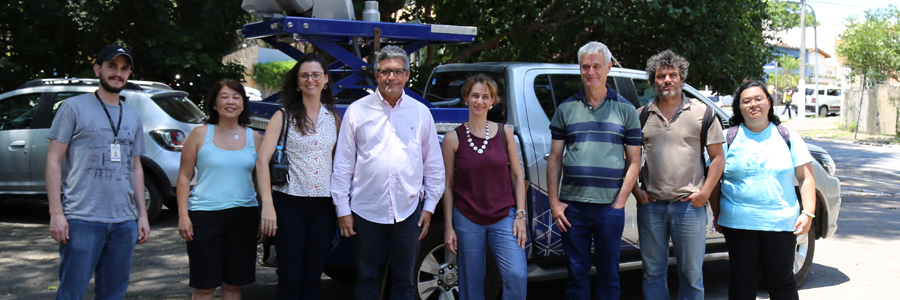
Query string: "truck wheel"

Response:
xmin=415 ymin=222 xmax=501 ymax=300
xmin=818 ymin=106 xmax=828 ymax=117
xmin=793 ymin=227 xmax=816 ymax=286
xmin=143 ymin=176 xmax=164 ymax=222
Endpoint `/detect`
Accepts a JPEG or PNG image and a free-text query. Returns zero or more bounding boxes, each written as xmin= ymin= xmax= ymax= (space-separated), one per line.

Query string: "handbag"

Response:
xmin=269 ymin=108 xmax=290 ymax=186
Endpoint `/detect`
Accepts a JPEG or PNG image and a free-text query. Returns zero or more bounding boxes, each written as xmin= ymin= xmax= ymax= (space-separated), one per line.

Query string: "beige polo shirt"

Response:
xmin=638 ymin=96 xmax=725 ymax=201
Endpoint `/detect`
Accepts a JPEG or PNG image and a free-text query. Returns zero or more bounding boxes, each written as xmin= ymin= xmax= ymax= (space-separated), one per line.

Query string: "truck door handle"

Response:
xmin=9 ymin=140 xmax=26 ymax=149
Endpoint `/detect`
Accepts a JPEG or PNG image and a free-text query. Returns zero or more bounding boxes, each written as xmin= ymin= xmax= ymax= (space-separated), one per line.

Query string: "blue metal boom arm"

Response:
xmin=241 ymin=16 xmax=477 ymax=116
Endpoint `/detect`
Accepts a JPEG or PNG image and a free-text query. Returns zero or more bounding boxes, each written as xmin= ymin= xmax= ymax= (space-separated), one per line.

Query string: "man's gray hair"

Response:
xmin=646 ymin=50 xmax=689 ymax=86
xmin=374 ymin=45 xmax=410 ymax=71
xmin=577 ymin=41 xmax=613 ymax=66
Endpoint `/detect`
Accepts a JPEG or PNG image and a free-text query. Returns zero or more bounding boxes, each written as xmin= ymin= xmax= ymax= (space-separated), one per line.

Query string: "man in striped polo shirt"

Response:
xmin=547 ymin=41 xmax=643 ymax=300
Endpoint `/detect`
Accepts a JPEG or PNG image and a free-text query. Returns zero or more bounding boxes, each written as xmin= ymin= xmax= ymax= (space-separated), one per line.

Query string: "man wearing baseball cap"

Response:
xmin=46 ymin=43 xmax=149 ymax=299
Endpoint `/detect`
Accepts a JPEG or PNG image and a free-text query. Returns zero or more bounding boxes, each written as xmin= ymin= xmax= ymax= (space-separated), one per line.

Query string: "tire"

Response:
xmin=143 ymin=176 xmax=164 ymax=222
xmin=414 ymin=222 xmax=501 ymax=300
xmin=793 ymin=227 xmax=816 ymax=287
xmin=818 ymin=106 xmax=828 ymax=117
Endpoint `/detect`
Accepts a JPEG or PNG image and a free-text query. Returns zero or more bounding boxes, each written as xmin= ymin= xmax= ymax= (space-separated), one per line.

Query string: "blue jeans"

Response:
xmin=637 ymin=200 xmax=708 ymax=300
xmin=454 ymin=207 xmax=527 ymax=300
xmin=57 ymin=219 xmax=137 ymax=300
xmin=560 ymin=201 xmax=625 ymax=300
xmin=353 ymin=204 xmax=422 ymax=300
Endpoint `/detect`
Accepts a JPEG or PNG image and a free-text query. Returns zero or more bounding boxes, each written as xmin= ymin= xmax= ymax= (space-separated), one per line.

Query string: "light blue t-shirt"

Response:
xmin=189 ymin=125 xmax=258 ymax=211
xmin=719 ymin=123 xmax=813 ymax=232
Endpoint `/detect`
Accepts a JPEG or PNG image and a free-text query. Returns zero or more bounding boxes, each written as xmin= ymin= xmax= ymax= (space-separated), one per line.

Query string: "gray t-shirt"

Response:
xmin=47 ymin=92 xmax=146 ymax=223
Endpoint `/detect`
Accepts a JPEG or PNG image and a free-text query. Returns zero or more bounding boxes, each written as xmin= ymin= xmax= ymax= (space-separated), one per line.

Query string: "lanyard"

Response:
xmin=94 ymin=91 xmax=123 ymax=144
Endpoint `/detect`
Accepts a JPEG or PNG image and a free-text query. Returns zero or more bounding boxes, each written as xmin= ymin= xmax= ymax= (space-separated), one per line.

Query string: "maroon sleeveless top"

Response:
xmin=452 ymin=125 xmax=516 ymax=225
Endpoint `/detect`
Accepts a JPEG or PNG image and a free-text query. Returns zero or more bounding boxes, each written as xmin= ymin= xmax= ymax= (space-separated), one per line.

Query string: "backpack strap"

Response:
xmin=700 ymin=105 xmax=715 ymax=177
xmin=776 ymin=125 xmax=792 ymax=150
xmin=726 ymin=126 xmax=739 ymax=148
xmin=639 ymin=105 xmax=651 ymax=133
xmin=726 ymin=124 xmax=790 ymax=150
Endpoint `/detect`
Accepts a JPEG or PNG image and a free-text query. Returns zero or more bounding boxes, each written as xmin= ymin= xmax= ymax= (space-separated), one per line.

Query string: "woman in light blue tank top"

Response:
xmin=175 ymin=79 xmax=263 ymax=300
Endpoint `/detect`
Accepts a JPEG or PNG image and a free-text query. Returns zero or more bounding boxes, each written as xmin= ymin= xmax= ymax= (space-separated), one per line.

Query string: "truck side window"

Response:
xmin=0 ymin=93 xmax=42 ymax=130
xmin=534 ymin=75 xmax=555 ymax=119
xmin=633 ymin=79 xmax=657 ymax=107
xmin=534 ymin=74 xmax=583 ymax=120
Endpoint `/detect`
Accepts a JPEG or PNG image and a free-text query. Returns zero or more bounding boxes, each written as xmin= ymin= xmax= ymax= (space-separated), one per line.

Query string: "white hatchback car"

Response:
xmin=0 ymin=78 xmax=205 ymax=221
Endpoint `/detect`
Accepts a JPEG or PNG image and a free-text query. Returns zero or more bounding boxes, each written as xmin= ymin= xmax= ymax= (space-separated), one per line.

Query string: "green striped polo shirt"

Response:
xmin=549 ymin=87 xmax=642 ymax=204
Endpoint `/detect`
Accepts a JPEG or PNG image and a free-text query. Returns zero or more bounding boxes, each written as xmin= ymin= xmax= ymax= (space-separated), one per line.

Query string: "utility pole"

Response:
xmin=798 ymin=0 xmax=807 ymax=120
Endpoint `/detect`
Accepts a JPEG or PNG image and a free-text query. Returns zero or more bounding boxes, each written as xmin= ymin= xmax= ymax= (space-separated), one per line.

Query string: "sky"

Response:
xmin=775 ymin=0 xmax=899 ymax=60
xmin=810 ymin=0 xmax=897 ymax=26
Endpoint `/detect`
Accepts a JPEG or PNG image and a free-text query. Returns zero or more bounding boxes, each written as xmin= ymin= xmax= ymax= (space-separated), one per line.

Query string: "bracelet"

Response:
xmin=801 ymin=210 xmax=816 ymax=218
xmin=515 ymin=209 xmax=527 ymax=216
xmin=515 ymin=216 xmax=527 ymax=221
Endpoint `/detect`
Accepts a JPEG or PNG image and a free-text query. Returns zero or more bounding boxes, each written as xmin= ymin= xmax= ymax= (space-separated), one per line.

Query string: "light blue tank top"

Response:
xmin=188 ymin=125 xmax=258 ymax=211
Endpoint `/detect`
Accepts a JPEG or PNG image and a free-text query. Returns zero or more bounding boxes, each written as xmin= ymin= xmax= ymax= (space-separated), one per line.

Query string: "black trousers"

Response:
xmin=723 ymin=227 xmax=799 ymax=300
xmin=272 ymin=192 xmax=336 ymax=300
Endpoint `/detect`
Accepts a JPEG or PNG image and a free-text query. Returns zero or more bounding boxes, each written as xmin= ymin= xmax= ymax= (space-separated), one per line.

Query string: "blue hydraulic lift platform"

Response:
xmin=240 ymin=16 xmax=478 ymax=120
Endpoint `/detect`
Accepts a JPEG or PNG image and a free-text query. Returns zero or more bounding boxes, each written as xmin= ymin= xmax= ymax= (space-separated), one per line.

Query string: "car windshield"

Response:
xmin=151 ymin=93 xmax=205 ymax=124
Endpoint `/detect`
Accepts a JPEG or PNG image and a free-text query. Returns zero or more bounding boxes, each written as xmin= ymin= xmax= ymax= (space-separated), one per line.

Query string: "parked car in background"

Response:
xmin=0 ymin=78 xmax=204 ymax=222
xmin=804 ymin=86 xmax=842 ymax=117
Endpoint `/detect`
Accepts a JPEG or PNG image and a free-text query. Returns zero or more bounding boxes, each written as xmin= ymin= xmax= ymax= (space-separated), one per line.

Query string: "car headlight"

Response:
xmin=149 ymin=129 xmax=186 ymax=151
xmin=810 ymin=151 xmax=836 ymax=176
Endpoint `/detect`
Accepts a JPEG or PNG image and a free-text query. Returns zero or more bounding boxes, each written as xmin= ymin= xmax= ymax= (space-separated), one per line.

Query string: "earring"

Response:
xmin=296 ymin=86 xmax=301 ymax=91
xmin=324 ymin=85 xmax=328 ymax=90
xmin=489 ymin=106 xmax=493 ymax=110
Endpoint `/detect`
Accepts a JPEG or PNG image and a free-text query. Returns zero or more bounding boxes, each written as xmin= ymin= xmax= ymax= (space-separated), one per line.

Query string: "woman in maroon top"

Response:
xmin=441 ymin=74 xmax=528 ymax=299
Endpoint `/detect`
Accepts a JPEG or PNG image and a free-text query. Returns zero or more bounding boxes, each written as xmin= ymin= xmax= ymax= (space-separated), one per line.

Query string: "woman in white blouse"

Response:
xmin=256 ymin=54 xmax=340 ymax=300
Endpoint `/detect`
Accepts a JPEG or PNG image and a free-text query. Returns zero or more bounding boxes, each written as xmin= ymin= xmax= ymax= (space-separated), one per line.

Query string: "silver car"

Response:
xmin=0 ymin=78 xmax=205 ymax=221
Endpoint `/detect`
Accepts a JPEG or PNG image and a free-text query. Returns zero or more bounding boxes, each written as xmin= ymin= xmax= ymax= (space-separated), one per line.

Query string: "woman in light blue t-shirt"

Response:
xmin=175 ymin=79 xmax=263 ymax=300
xmin=710 ymin=80 xmax=816 ymax=300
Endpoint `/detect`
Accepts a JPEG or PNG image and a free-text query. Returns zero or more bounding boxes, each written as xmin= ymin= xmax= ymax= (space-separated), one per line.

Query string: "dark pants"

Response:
xmin=723 ymin=227 xmax=799 ymax=300
xmin=272 ymin=192 xmax=336 ymax=300
xmin=353 ymin=203 xmax=422 ymax=300
xmin=781 ymin=101 xmax=793 ymax=118
xmin=187 ymin=207 xmax=260 ymax=289
xmin=560 ymin=200 xmax=625 ymax=300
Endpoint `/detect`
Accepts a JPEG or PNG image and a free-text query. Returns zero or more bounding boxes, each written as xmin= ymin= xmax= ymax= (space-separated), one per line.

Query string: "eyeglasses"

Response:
xmin=740 ymin=97 xmax=768 ymax=105
xmin=377 ymin=68 xmax=407 ymax=77
xmin=299 ymin=72 xmax=324 ymax=81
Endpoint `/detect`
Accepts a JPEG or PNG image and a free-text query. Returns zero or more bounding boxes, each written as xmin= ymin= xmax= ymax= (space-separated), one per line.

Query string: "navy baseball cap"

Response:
xmin=96 ymin=44 xmax=133 ymax=66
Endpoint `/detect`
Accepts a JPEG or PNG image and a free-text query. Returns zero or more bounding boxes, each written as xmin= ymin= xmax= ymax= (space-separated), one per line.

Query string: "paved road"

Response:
xmin=2 ymin=194 xmax=898 ymax=299
xmin=2 ymin=138 xmax=898 ymax=299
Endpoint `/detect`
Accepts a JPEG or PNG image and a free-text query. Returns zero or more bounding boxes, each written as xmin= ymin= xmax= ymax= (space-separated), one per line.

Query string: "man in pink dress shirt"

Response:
xmin=330 ymin=45 xmax=446 ymax=300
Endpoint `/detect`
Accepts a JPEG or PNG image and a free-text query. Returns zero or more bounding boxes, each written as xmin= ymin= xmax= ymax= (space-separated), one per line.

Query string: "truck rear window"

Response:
xmin=425 ymin=71 xmax=505 ymax=108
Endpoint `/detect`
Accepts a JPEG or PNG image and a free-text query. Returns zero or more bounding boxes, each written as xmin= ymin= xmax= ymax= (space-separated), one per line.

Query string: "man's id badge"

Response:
xmin=110 ymin=144 xmax=122 ymax=162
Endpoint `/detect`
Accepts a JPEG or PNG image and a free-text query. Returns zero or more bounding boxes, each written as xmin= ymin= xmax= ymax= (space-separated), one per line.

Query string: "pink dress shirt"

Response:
xmin=330 ymin=90 xmax=445 ymax=224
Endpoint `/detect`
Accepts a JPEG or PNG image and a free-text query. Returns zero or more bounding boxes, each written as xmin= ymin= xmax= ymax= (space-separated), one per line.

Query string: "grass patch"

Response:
xmin=797 ymin=129 xmax=853 ymax=138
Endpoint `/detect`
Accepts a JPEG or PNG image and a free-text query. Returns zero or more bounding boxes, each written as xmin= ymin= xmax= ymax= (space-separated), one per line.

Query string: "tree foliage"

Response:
xmin=252 ymin=61 xmax=295 ymax=96
xmin=0 ymin=0 xmax=252 ymax=102
xmin=767 ymin=55 xmax=800 ymax=90
xmin=765 ymin=0 xmax=818 ymax=32
xmin=395 ymin=0 xmax=771 ymax=95
xmin=837 ymin=6 xmax=900 ymax=86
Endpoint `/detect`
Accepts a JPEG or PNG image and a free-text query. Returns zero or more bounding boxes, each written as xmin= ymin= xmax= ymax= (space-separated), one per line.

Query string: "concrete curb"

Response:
xmin=801 ymin=136 xmax=897 ymax=148
xmin=840 ymin=189 xmax=899 ymax=198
